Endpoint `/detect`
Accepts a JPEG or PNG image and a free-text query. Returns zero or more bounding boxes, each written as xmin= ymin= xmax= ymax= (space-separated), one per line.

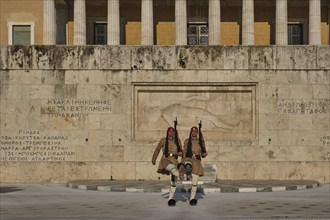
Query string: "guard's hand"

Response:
xmin=202 ymin=153 xmax=207 ymax=158
xmin=178 ymin=152 xmax=182 ymax=156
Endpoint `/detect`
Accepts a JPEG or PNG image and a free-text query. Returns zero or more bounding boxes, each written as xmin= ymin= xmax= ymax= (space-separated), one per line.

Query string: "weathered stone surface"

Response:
xmin=0 ymin=46 xmax=329 ymax=184
xmin=176 ymin=46 xmax=224 ymax=70
xmin=317 ymin=46 xmax=330 ymax=69
xmin=54 ymin=46 xmax=100 ymax=69
xmin=249 ymin=46 xmax=274 ymax=69
xmin=199 ymin=163 xmax=217 ymax=183
xmin=86 ymin=162 xmax=112 ymax=179
xmin=53 ymin=46 xmax=80 ymax=69
xmin=229 ymin=162 xmax=256 ymax=179
xmin=32 ymin=46 xmax=55 ymax=69
xmin=1 ymin=70 xmax=41 ymax=85
xmin=0 ymin=162 xmax=17 ymax=183
xmin=224 ymin=46 xmax=249 ymax=69
xmin=18 ymin=162 xmax=65 ymax=183
xmin=124 ymin=144 xmax=150 ymax=162
xmin=0 ymin=70 xmax=10 ymax=85
xmin=307 ymin=70 xmax=329 ymax=85
xmin=8 ymin=46 xmax=32 ymax=69
xmin=0 ymin=46 xmax=8 ymax=70
xmin=275 ymin=46 xmax=317 ymax=69
xmin=277 ymin=70 xmax=309 ymax=85
xmin=136 ymin=162 xmax=157 ymax=180
xmin=100 ymin=46 xmax=130 ymax=70
xmin=152 ymin=46 xmax=176 ymax=69
xmin=303 ymin=162 xmax=330 ymax=183
xmin=131 ymin=46 xmax=153 ymax=70
xmin=111 ymin=162 xmax=136 ymax=180
xmin=64 ymin=162 xmax=88 ymax=181
xmin=217 ymin=162 xmax=230 ymax=180
xmin=54 ymin=84 xmax=77 ymax=99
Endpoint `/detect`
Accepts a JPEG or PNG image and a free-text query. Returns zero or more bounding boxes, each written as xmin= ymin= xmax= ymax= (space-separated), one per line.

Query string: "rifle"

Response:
xmin=174 ymin=117 xmax=181 ymax=153
xmin=198 ymin=120 xmax=206 ymax=154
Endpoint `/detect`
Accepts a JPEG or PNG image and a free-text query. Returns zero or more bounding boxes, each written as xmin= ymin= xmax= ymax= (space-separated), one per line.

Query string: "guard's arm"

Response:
xmin=151 ymin=139 xmax=163 ymax=165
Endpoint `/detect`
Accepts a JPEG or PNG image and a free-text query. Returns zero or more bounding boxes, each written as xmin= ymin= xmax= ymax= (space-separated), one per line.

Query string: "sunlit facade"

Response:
xmin=1 ymin=0 xmax=329 ymax=46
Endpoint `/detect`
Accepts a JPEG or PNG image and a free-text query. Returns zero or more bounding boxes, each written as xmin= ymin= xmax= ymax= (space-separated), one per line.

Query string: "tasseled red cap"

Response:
xmin=167 ymin=127 xmax=175 ymax=132
xmin=191 ymin=126 xmax=198 ymax=132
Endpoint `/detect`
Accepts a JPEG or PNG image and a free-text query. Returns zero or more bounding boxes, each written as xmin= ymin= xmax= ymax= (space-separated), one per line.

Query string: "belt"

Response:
xmin=192 ymin=154 xmax=201 ymax=160
xmin=164 ymin=153 xmax=178 ymax=159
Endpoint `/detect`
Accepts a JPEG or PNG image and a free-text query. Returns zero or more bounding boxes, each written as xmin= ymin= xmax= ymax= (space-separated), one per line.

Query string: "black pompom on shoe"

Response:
xmin=189 ymin=199 xmax=197 ymax=206
xmin=168 ymin=199 xmax=176 ymax=206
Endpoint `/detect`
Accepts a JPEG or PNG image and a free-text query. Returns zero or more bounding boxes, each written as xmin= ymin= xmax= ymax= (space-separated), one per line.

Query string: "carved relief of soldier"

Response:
xmin=152 ymin=119 xmax=207 ymax=206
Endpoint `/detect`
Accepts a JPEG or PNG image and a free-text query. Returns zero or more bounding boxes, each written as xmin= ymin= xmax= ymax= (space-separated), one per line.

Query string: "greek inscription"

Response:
xmin=321 ymin=152 xmax=330 ymax=161
xmin=0 ymin=130 xmax=75 ymax=162
xmin=41 ymin=99 xmax=112 ymax=118
xmin=277 ymin=100 xmax=330 ymax=114
xmin=320 ymin=136 xmax=330 ymax=145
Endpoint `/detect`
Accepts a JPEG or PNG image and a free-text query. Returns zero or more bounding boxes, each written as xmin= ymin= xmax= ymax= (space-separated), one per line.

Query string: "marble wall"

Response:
xmin=0 ymin=45 xmax=329 ymax=183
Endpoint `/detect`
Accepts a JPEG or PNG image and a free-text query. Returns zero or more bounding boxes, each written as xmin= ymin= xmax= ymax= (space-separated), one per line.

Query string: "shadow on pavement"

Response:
xmin=0 ymin=186 xmax=24 ymax=193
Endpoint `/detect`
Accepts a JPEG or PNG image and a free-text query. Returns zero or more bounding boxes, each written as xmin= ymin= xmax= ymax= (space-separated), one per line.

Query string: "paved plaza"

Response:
xmin=0 ymin=182 xmax=329 ymax=220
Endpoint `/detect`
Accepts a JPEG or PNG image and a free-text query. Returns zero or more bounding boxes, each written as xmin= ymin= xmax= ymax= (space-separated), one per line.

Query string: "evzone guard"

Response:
xmin=151 ymin=118 xmax=185 ymax=206
xmin=152 ymin=119 xmax=207 ymax=206
xmin=179 ymin=121 xmax=207 ymax=206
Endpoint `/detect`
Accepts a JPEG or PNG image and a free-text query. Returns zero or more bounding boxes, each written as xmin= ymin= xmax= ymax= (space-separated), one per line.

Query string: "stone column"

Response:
xmin=175 ymin=0 xmax=187 ymax=45
xmin=242 ymin=0 xmax=254 ymax=45
xmin=276 ymin=0 xmax=288 ymax=45
xmin=43 ymin=0 xmax=56 ymax=45
xmin=209 ymin=0 xmax=221 ymax=45
xmin=74 ymin=0 xmax=86 ymax=45
xmin=328 ymin=5 xmax=330 ymax=45
xmin=309 ymin=0 xmax=321 ymax=45
xmin=141 ymin=0 xmax=153 ymax=45
xmin=108 ymin=0 xmax=120 ymax=45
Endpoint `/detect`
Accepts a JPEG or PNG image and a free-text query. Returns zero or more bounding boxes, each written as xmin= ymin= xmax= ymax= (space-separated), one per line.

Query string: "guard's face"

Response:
xmin=168 ymin=129 xmax=175 ymax=138
xmin=191 ymin=129 xmax=198 ymax=138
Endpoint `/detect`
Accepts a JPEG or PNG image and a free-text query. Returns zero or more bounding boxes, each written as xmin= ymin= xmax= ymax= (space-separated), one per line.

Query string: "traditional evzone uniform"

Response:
xmin=180 ymin=126 xmax=207 ymax=206
xmin=151 ymin=127 xmax=184 ymax=206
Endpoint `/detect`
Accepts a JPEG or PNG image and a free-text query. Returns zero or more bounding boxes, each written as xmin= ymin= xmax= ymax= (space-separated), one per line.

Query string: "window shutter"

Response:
xmin=13 ymin=25 xmax=31 ymax=45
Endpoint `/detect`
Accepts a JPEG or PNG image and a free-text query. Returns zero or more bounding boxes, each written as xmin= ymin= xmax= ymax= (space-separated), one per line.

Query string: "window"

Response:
xmin=288 ymin=24 xmax=303 ymax=45
xmin=8 ymin=22 xmax=35 ymax=45
xmin=94 ymin=23 xmax=107 ymax=45
xmin=90 ymin=19 xmax=125 ymax=45
xmin=12 ymin=25 xmax=31 ymax=45
xmin=187 ymin=23 xmax=208 ymax=45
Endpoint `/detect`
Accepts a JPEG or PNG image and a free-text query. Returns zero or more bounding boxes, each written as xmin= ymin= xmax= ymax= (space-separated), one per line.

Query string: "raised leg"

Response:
xmin=165 ymin=164 xmax=179 ymax=177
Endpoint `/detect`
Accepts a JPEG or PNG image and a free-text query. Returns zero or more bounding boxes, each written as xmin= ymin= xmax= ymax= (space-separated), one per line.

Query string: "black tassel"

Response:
xmin=186 ymin=130 xmax=193 ymax=158
xmin=164 ymin=131 xmax=169 ymax=157
xmin=199 ymin=122 xmax=206 ymax=154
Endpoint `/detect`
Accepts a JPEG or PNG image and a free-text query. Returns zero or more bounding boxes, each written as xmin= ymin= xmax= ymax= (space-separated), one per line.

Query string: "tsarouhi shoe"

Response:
xmin=189 ymin=199 xmax=197 ymax=206
xmin=168 ymin=199 xmax=176 ymax=206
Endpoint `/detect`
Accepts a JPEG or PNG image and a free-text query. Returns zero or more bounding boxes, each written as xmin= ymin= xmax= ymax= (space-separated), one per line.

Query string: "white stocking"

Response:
xmin=190 ymin=174 xmax=199 ymax=201
xmin=168 ymin=174 xmax=177 ymax=200
xmin=165 ymin=164 xmax=179 ymax=177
